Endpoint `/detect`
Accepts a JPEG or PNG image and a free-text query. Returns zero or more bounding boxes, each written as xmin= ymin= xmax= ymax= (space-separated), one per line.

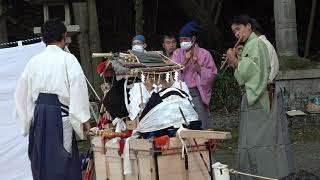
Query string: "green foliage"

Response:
xmin=210 ymin=68 xmax=241 ymax=113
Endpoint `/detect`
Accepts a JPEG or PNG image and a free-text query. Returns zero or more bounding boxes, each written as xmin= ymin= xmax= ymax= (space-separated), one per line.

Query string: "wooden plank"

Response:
xmin=33 ymin=25 xmax=80 ymax=35
xmin=187 ymin=150 xmax=210 ymax=180
xmin=93 ymin=151 xmax=108 ymax=180
xmin=124 ymin=159 xmax=139 ymax=180
xmin=157 ymin=154 xmax=187 ymax=180
xmin=105 ymin=137 xmax=208 ymax=152
xmin=137 ymin=155 xmax=156 ymax=180
xmin=91 ymin=136 xmax=108 ymax=180
xmin=178 ymin=129 xmax=231 ymax=140
xmin=106 ymin=139 xmax=153 ymax=151
xmin=106 ymin=157 xmax=125 ymax=180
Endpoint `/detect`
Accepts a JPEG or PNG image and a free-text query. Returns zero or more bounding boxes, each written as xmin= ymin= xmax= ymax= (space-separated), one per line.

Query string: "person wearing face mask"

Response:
xmin=132 ymin=34 xmax=147 ymax=52
xmin=14 ymin=20 xmax=91 ymax=180
xmin=172 ymin=21 xmax=217 ymax=130
xmin=223 ymin=15 xmax=295 ymax=179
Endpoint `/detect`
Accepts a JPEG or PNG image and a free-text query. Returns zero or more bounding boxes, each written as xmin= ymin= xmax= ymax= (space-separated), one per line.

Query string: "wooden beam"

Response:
xmin=33 ymin=25 xmax=80 ymax=36
xmin=92 ymin=53 xmax=113 ymax=58
xmin=178 ymin=129 xmax=231 ymax=140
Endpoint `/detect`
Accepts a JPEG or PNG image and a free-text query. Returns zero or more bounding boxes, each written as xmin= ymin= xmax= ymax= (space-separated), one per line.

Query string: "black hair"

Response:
xmin=41 ymin=19 xmax=67 ymax=45
xmin=229 ymin=15 xmax=252 ymax=27
xmin=161 ymin=33 xmax=177 ymax=43
xmin=229 ymin=15 xmax=264 ymax=34
xmin=250 ymin=18 xmax=263 ymax=35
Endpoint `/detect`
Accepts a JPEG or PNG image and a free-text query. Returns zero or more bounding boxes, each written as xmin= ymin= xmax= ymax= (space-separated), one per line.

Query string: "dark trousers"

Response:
xmin=28 ymin=93 xmax=82 ymax=180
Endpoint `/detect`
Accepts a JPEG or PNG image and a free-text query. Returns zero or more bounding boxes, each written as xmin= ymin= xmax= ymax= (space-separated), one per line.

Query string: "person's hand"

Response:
xmin=225 ymin=48 xmax=239 ymax=69
xmin=191 ymin=54 xmax=201 ymax=74
xmin=185 ymin=50 xmax=192 ymax=60
xmin=222 ymin=53 xmax=230 ymax=69
xmin=83 ymin=121 xmax=91 ymax=135
xmin=182 ymin=50 xmax=192 ymax=66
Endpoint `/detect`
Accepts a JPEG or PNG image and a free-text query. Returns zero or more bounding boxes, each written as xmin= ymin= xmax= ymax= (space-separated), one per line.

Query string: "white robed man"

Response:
xmin=14 ymin=20 xmax=91 ymax=180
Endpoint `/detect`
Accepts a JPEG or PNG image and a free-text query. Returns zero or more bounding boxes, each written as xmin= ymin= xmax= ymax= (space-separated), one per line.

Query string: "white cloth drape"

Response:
xmin=0 ymin=42 xmax=45 ymax=180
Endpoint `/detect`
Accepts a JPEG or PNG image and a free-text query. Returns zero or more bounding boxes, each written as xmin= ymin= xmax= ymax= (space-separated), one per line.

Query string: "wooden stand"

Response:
xmin=92 ymin=137 xmax=214 ymax=180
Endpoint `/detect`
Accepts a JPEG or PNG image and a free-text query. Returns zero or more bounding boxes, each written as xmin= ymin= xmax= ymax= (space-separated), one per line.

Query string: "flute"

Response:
xmin=220 ymin=36 xmax=243 ymax=70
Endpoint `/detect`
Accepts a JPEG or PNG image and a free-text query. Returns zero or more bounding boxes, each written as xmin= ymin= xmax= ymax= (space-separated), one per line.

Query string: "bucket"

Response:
xmin=212 ymin=162 xmax=230 ymax=180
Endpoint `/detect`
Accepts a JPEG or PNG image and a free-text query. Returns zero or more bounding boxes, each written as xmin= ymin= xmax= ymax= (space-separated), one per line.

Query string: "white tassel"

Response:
xmin=174 ymin=71 xmax=179 ymax=81
xmin=165 ymin=72 xmax=170 ymax=83
xmin=141 ymin=73 xmax=145 ymax=83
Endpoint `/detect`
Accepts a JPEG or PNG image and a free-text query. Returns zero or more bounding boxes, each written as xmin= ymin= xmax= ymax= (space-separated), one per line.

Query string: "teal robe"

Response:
xmin=235 ymin=33 xmax=295 ymax=179
xmin=234 ymin=32 xmax=270 ymax=113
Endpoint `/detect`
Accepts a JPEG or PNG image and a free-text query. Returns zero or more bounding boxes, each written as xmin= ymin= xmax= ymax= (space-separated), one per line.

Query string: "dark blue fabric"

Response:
xmin=179 ymin=21 xmax=200 ymax=37
xmin=28 ymin=93 xmax=81 ymax=180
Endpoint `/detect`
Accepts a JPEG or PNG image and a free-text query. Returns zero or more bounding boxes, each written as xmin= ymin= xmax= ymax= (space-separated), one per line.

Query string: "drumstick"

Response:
xmin=220 ymin=36 xmax=243 ymax=70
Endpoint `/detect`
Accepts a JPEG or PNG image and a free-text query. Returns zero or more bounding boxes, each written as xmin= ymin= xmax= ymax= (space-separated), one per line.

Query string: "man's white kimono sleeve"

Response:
xmin=67 ymin=55 xmax=91 ymax=139
xmin=14 ymin=62 xmax=34 ymax=136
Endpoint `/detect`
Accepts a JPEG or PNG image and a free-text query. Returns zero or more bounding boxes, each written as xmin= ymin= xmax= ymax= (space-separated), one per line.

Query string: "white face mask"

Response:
xmin=132 ymin=44 xmax=144 ymax=52
xmin=180 ymin=41 xmax=193 ymax=50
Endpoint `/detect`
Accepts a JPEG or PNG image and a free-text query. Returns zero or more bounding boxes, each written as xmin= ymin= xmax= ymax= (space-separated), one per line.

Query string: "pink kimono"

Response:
xmin=172 ymin=44 xmax=217 ymax=106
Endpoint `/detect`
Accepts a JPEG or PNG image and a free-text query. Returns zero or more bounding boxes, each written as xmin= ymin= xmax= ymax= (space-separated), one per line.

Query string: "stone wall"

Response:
xmin=276 ymin=69 xmax=320 ymax=111
xmin=213 ymin=69 xmax=320 ymax=129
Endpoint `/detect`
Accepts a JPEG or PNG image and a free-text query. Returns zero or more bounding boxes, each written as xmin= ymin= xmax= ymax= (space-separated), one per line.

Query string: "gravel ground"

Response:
xmin=213 ymin=126 xmax=320 ymax=177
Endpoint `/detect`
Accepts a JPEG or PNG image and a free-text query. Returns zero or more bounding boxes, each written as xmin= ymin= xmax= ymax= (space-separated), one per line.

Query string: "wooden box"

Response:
xmin=104 ymin=137 xmax=213 ymax=180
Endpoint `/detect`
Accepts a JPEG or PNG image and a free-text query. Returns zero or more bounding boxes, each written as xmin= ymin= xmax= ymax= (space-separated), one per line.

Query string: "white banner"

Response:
xmin=0 ymin=42 xmax=45 ymax=180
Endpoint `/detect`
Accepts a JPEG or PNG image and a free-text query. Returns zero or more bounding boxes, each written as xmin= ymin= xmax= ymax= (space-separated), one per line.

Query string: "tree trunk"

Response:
xmin=304 ymin=0 xmax=317 ymax=58
xmin=214 ymin=0 xmax=223 ymax=26
xmin=0 ymin=4 xmax=8 ymax=46
xmin=134 ymin=0 xmax=144 ymax=34
xmin=153 ymin=0 xmax=158 ymax=33
xmin=274 ymin=0 xmax=298 ymax=56
xmin=72 ymin=2 xmax=94 ymax=98
xmin=87 ymin=0 xmax=102 ymax=96
xmin=175 ymin=0 xmax=222 ymax=50
xmin=0 ymin=17 xmax=7 ymax=45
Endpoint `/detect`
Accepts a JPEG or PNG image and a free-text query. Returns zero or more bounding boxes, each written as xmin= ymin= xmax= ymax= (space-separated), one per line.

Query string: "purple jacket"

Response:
xmin=172 ymin=44 xmax=217 ymax=106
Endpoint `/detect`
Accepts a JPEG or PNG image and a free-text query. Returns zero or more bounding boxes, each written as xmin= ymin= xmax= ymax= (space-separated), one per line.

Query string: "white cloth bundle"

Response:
xmin=124 ymin=87 xmax=198 ymax=175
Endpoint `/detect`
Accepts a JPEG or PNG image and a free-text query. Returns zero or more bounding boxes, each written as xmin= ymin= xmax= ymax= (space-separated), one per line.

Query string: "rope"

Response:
xmin=229 ymin=169 xmax=278 ymax=180
xmin=0 ymin=37 xmax=42 ymax=46
xmin=84 ymin=75 xmax=101 ymax=101
xmin=89 ymin=102 xmax=99 ymax=123
xmin=64 ymin=45 xmax=101 ymax=102
xmin=156 ymin=51 xmax=181 ymax=66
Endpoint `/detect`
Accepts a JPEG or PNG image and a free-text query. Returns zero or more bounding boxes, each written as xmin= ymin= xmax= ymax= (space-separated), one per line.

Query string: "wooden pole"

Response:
xmin=87 ymin=0 xmax=103 ymax=97
xmin=304 ymin=0 xmax=317 ymax=58
xmin=72 ymin=2 xmax=94 ymax=98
